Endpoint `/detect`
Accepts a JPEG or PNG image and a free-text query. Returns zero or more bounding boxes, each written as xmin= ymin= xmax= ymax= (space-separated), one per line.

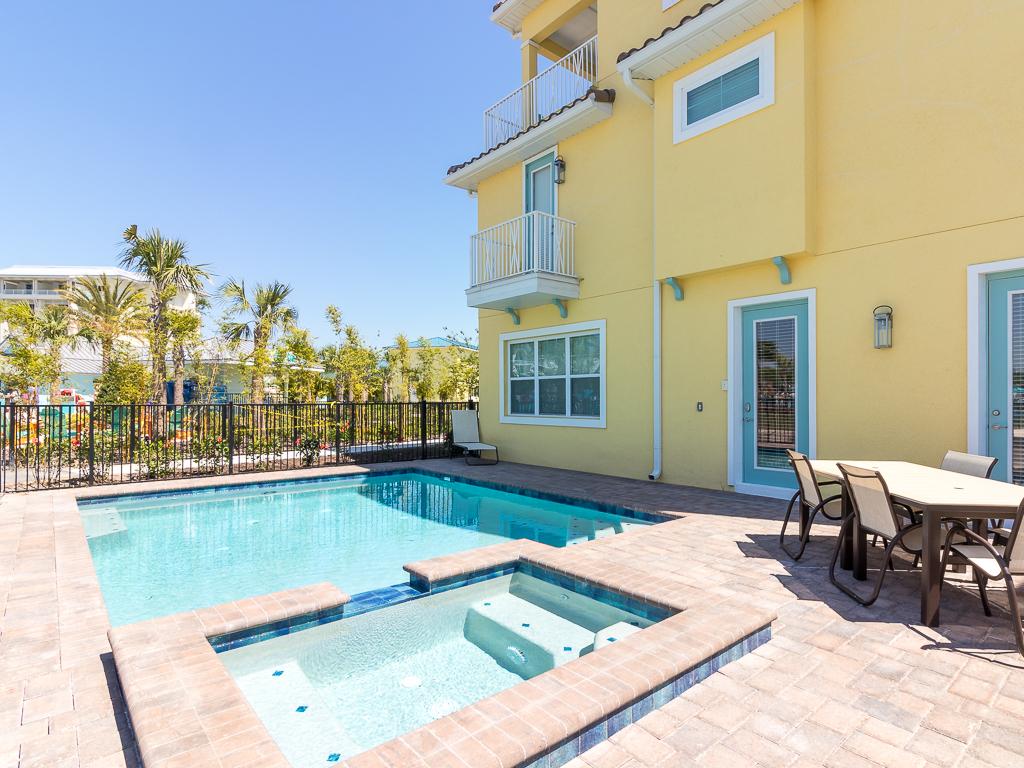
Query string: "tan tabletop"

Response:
xmin=808 ymin=459 xmax=1023 ymax=627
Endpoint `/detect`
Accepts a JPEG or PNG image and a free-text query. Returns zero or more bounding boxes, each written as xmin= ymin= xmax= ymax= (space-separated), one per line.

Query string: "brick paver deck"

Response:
xmin=1 ymin=460 xmax=1023 ymax=767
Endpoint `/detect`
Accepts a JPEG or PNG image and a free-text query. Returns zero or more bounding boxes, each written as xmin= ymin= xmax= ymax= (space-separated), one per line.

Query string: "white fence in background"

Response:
xmin=483 ymin=36 xmax=598 ymax=151
xmin=470 ymin=211 xmax=576 ymax=287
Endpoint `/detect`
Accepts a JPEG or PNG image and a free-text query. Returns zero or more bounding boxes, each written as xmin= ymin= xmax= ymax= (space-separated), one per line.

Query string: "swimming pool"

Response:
xmin=82 ymin=472 xmax=652 ymax=626
xmin=220 ymin=573 xmax=654 ymax=765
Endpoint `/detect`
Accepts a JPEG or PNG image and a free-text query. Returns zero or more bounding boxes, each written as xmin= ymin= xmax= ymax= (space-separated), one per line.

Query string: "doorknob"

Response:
xmin=991 ymin=424 xmax=1008 ymax=430
xmin=742 ymin=417 xmax=755 ymax=423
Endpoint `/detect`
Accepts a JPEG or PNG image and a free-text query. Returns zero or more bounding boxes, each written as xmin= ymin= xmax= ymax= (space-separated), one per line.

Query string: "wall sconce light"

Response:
xmin=554 ymin=155 xmax=566 ymax=184
xmin=873 ymin=305 xmax=893 ymax=349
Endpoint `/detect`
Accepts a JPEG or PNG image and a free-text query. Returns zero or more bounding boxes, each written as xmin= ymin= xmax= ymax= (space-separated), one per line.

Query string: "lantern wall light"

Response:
xmin=873 ymin=305 xmax=893 ymax=349
xmin=554 ymin=155 xmax=566 ymax=184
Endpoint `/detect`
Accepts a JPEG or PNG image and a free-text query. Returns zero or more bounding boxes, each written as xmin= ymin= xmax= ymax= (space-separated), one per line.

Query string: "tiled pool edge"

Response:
xmin=75 ymin=463 xmax=676 ymax=524
xmin=211 ymin=553 xmax=676 ymax=653
xmin=521 ymin=624 xmax=772 ymax=768
xmin=108 ymin=583 xmax=347 ymax=768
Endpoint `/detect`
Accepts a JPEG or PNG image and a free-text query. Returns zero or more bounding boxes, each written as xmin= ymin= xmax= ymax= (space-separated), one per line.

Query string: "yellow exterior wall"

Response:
xmin=461 ymin=0 xmax=1024 ymax=489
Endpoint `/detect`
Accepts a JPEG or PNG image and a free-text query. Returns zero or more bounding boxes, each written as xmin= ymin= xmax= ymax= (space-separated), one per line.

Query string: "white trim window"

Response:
xmin=499 ymin=320 xmax=606 ymax=428
xmin=673 ymin=32 xmax=775 ymax=143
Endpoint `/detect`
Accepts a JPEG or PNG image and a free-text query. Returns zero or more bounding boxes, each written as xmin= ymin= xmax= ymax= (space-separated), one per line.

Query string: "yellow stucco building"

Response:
xmin=445 ymin=0 xmax=1024 ymax=498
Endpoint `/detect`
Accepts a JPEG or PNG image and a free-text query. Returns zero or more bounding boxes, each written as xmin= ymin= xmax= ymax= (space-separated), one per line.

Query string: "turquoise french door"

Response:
xmin=524 ymin=151 xmax=556 ymax=272
xmin=741 ymin=300 xmax=810 ymax=489
xmin=985 ymin=271 xmax=1024 ymax=484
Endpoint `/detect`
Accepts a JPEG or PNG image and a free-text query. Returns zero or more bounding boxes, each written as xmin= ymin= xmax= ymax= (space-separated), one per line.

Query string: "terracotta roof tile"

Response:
xmin=616 ymin=0 xmax=727 ymax=64
xmin=446 ymin=88 xmax=615 ymax=176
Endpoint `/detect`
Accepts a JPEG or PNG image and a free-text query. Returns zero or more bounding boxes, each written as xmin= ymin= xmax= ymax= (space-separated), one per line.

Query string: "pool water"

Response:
xmin=82 ymin=472 xmax=649 ymax=626
xmin=220 ymin=574 xmax=651 ymax=765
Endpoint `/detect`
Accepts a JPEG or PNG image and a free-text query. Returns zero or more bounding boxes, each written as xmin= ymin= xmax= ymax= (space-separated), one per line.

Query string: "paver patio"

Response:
xmin=1 ymin=460 xmax=1022 ymax=767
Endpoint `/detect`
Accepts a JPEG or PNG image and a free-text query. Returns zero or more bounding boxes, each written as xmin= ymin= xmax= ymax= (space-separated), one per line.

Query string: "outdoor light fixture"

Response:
xmin=554 ymin=155 xmax=566 ymax=184
xmin=873 ymin=305 xmax=893 ymax=349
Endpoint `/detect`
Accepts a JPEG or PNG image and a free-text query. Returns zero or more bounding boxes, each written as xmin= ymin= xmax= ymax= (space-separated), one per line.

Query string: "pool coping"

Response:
xmin=109 ymin=546 xmax=775 ymax=768
xmin=74 ymin=465 xmax=678 ymax=525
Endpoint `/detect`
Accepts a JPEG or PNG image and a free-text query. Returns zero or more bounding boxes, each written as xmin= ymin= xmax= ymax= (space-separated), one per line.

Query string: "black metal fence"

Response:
xmin=0 ymin=401 xmax=473 ymax=492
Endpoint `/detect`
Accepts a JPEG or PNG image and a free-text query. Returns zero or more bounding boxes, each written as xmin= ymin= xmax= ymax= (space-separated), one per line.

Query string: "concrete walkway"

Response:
xmin=1 ymin=460 xmax=1022 ymax=767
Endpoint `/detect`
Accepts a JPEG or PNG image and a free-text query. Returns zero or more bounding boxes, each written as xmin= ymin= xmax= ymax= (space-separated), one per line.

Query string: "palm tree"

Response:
xmin=218 ymin=279 xmax=297 ymax=402
xmin=64 ymin=276 xmax=147 ymax=376
xmin=35 ymin=304 xmax=84 ymax=402
xmin=120 ymin=226 xmax=210 ymax=404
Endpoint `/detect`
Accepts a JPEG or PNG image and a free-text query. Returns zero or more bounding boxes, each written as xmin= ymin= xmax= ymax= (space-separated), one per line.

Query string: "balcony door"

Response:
xmin=524 ymin=150 xmax=557 ymax=273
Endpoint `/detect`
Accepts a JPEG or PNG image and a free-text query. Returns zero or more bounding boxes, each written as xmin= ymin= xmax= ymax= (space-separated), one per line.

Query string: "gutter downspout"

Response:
xmin=617 ymin=61 xmax=660 ymax=480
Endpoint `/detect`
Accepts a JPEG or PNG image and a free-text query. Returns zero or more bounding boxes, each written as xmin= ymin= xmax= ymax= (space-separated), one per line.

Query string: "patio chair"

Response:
xmin=940 ymin=450 xmax=998 ymax=479
xmin=873 ymin=451 xmax=998 ymax=557
xmin=940 ymin=503 xmax=1024 ymax=656
xmin=451 ymin=410 xmax=499 ymax=465
xmin=829 ymin=463 xmax=923 ymax=606
xmin=779 ymin=450 xmax=843 ymax=560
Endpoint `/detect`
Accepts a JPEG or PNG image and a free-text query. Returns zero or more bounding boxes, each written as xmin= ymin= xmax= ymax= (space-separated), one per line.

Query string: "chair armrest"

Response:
xmin=942 ymin=521 xmax=1004 ymax=559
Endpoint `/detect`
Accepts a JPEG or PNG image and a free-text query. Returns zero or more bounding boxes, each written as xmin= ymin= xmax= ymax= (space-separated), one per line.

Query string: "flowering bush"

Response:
xmin=296 ymin=433 xmax=322 ymax=467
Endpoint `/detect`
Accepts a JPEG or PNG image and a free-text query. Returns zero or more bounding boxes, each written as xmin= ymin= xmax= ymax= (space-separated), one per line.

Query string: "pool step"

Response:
xmin=464 ymin=594 xmax=595 ymax=679
xmin=594 ymin=621 xmax=641 ymax=650
xmin=232 ymin=661 xmax=359 ymax=765
xmin=80 ymin=507 xmax=127 ymax=539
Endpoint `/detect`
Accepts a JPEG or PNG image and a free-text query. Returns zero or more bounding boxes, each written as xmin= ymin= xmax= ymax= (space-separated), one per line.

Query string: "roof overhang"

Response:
xmin=617 ymin=0 xmax=800 ymax=81
xmin=444 ymin=91 xmax=614 ymax=192
xmin=490 ymin=0 xmax=547 ymax=35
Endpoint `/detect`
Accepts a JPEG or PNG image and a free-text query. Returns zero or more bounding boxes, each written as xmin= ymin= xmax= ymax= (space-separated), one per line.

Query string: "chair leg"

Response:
xmin=1002 ymin=575 xmax=1024 ymax=658
xmin=976 ymin=572 xmax=993 ymax=617
xmin=830 ymin=522 xmax=902 ymax=607
xmin=779 ymin=492 xmax=808 ymax=560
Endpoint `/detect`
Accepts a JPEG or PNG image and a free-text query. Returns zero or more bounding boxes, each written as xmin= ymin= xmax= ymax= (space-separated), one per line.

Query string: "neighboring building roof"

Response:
xmin=446 ymin=88 xmax=615 ymax=176
xmin=387 ymin=336 xmax=478 ymax=351
xmin=0 ymin=265 xmax=147 ymax=282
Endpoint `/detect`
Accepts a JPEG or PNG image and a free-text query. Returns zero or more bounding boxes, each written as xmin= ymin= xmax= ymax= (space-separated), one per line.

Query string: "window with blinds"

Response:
xmin=673 ymin=33 xmax=775 ymax=143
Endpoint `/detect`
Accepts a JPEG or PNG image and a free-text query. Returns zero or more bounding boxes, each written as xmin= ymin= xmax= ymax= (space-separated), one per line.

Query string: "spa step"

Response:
xmin=594 ymin=621 xmax=642 ymax=650
xmin=464 ymin=594 xmax=594 ymax=678
xmin=231 ymin=661 xmax=359 ymax=765
xmin=80 ymin=507 xmax=127 ymax=539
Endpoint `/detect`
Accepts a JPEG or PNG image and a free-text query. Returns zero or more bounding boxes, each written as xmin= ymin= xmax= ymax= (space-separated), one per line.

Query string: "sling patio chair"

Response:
xmin=940 ymin=502 xmax=1024 ymax=656
xmin=779 ymin=450 xmax=843 ymax=560
xmin=451 ymin=409 xmax=499 ymax=465
xmin=829 ymin=463 xmax=923 ymax=607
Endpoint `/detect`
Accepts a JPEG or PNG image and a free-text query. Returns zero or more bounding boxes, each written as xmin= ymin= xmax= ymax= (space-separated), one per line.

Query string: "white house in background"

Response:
xmin=0 ymin=265 xmax=198 ymax=314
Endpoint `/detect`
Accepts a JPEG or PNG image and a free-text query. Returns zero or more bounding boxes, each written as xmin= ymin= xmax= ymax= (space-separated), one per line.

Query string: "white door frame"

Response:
xmin=966 ymin=256 xmax=1024 ymax=455
xmin=727 ymin=288 xmax=817 ymax=499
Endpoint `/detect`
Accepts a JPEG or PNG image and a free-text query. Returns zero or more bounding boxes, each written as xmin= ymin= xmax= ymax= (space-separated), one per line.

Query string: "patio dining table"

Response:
xmin=809 ymin=460 xmax=1024 ymax=627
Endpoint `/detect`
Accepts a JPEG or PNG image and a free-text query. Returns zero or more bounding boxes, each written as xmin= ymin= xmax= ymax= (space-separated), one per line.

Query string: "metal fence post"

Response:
xmin=87 ymin=402 xmax=95 ymax=485
xmin=420 ymin=400 xmax=427 ymax=459
xmin=128 ymin=404 xmax=136 ymax=464
xmin=7 ymin=402 xmax=15 ymax=491
xmin=227 ymin=402 xmax=235 ymax=474
xmin=334 ymin=401 xmax=342 ymax=465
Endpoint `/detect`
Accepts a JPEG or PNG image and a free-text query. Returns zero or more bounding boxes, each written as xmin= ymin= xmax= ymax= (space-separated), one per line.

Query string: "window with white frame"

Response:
xmin=673 ymin=33 xmax=775 ymax=143
xmin=500 ymin=321 xmax=605 ymax=427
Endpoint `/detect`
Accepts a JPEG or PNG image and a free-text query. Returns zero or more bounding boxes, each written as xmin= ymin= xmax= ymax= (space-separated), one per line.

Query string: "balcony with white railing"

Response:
xmin=483 ymin=36 xmax=597 ymax=153
xmin=466 ymin=211 xmax=580 ymax=310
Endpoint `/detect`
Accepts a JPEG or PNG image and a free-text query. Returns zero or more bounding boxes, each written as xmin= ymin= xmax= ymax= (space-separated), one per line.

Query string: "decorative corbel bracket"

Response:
xmin=663 ymin=277 xmax=683 ymax=301
xmin=505 ymin=307 xmax=520 ymax=325
xmin=552 ymin=298 xmax=568 ymax=319
xmin=772 ymin=256 xmax=792 ymax=285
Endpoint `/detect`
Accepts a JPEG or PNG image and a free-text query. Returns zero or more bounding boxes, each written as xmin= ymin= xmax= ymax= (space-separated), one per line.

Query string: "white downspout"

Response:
xmin=618 ymin=61 xmax=660 ymax=480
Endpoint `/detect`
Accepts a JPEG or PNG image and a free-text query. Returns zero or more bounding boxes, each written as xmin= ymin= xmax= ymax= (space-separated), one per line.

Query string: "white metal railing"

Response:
xmin=470 ymin=211 xmax=576 ymax=288
xmin=483 ymin=36 xmax=598 ymax=152
xmin=0 ymin=288 xmax=60 ymax=296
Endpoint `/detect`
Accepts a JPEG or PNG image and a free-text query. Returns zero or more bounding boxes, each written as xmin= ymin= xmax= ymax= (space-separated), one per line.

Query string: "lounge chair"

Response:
xmin=779 ymin=449 xmax=843 ymax=560
xmin=940 ymin=504 xmax=1024 ymax=656
xmin=451 ymin=410 xmax=499 ymax=465
xmin=828 ymin=463 xmax=923 ymax=606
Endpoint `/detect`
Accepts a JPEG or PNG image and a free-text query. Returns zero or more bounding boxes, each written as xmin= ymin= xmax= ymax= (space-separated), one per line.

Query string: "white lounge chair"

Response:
xmin=451 ymin=410 xmax=498 ymax=465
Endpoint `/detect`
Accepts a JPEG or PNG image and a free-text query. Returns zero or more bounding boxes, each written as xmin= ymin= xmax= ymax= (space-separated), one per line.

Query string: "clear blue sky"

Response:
xmin=0 ymin=2 xmax=521 ymax=346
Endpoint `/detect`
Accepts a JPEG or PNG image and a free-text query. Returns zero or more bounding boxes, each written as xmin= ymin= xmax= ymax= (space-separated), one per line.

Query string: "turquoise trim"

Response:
xmin=771 ymin=256 xmax=791 ymax=285
xmin=664 ymin=277 xmax=683 ymax=301
xmin=505 ymin=307 xmax=521 ymax=325
xmin=985 ymin=271 xmax=1024 ymax=482
xmin=552 ymin=298 xmax=568 ymax=318
xmin=741 ymin=300 xmax=809 ymax=489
